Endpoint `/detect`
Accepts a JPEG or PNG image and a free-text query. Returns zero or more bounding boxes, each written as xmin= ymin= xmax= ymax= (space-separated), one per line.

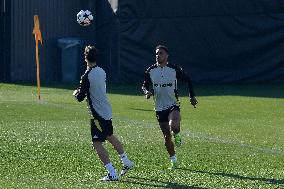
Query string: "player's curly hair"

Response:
xmin=84 ymin=45 xmax=97 ymax=63
xmin=156 ymin=45 xmax=169 ymax=54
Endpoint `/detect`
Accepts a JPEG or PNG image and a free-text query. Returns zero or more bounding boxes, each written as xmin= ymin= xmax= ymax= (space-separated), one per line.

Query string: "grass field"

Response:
xmin=0 ymin=83 xmax=283 ymax=189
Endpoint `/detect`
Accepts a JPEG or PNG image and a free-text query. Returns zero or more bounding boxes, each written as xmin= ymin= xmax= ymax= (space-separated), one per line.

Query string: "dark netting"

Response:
xmin=112 ymin=0 xmax=284 ymax=83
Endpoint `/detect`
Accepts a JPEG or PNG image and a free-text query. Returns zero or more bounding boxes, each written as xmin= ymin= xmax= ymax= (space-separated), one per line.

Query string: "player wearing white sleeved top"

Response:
xmin=73 ymin=45 xmax=134 ymax=181
xmin=76 ymin=66 xmax=112 ymax=120
xmin=142 ymin=45 xmax=198 ymax=170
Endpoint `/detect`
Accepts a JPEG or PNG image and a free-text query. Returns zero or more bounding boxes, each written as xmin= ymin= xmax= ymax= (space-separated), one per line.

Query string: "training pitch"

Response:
xmin=0 ymin=83 xmax=283 ymax=189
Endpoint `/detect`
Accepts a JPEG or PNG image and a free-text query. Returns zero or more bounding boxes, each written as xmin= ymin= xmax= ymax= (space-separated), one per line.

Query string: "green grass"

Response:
xmin=0 ymin=83 xmax=283 ymax=189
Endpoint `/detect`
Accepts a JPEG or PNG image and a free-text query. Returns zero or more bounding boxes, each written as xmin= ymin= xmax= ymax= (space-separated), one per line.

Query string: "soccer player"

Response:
xmin=73 ymin=45 xmax=134 ymax=181
xmin=142 ymin=45 xmax=198 ymax=169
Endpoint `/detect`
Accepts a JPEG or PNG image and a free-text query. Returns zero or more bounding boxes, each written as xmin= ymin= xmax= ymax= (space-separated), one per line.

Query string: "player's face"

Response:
xmin=84 ymin=54 xmax=88 ymax=63
xmin=156 ymin=49 xmax=168 ymax=64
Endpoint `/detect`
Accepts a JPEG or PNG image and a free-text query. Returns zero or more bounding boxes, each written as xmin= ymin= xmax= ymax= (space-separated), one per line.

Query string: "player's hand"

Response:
xmin=73 ymin=89 xmax=78 ymax=96
xmin=73 ymin=90 xmax=80 ymax=101
xmin=189 ymin=96 xmax=198 ymax=108
xmin=145 ymin=91 xmax=152 ymax=99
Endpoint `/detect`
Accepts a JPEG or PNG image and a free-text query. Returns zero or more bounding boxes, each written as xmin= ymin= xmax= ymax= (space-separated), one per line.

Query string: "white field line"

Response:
xmin=37 ymin=100 xmax=89 ymax=112
xmin=115 ymin=117 xmax=284 ymax=156
xmin=184 ymin=131 xmax=284 ymax=156
xmin=27 ymin=100 xmax=284 ymax=156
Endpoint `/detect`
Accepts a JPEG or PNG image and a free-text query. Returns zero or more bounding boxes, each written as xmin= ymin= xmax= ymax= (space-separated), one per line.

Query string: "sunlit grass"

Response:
xmin=0 ymin=83 xmax=283 ymax=188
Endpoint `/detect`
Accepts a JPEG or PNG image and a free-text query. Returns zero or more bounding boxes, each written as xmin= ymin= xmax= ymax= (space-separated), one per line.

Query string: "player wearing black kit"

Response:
xmin=142 ymin=45 xmax=198 ymax=169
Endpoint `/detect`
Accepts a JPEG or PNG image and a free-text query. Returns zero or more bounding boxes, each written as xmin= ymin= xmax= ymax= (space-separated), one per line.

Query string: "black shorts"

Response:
xmin=90 ymin=117 xmax=113 ymax=142
xmin=155 ymin=105 xmax=180 ymax=123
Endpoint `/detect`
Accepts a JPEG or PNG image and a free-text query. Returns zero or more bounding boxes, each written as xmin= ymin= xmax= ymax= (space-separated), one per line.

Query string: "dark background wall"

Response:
xmin=94 ymin=0 xmax=116 ymax=82
xmin=117 ymin=0 xmax=284 ymax=83
xmin=1 ymin=0 xmax=284 ymax=84
xmin=0 ymin=0 xmax=4 ymax=81
xmin=8 ymin=0 xmax=96 ymax=83
xmin=0 ymin=0 xmax=10 ymax=81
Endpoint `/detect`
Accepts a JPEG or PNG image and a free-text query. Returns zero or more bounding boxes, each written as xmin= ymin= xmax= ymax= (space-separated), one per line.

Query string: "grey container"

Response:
xmin=57 ymin=38 xmax=87 ymax=83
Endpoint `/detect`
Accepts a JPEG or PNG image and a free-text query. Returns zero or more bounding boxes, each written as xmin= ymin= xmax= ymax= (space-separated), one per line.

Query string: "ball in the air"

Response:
xmin=77 ymin=10 xmax=93 ymax=26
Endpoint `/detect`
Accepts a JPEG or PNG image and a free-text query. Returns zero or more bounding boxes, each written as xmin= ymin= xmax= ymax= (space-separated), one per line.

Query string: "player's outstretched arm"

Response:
xmin=142 ymin=68 xmax=152 ymax=99
xmin=175 ymin=64 xmax=198 ymax=108
xmin=73 ymin=73 xmax=89 ymax=102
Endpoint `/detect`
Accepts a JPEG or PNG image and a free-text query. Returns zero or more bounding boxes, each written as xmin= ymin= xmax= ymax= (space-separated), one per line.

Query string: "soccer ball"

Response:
xmin=77 ymin=10 xmax=94 ymax=26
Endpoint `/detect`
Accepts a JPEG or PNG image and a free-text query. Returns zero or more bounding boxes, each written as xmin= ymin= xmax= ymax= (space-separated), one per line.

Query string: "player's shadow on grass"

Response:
xmin=120 ymin=176 xmax=208 ymax=189
xmin=130 ymin=108 xmax=153 ymax=112
xmin=177 ymin=168 xmax=284 ymax=186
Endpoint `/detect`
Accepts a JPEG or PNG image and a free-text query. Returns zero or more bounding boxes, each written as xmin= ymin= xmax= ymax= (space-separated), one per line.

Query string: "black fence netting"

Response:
xmin=113 ymin=0 xmax=284 ymax=83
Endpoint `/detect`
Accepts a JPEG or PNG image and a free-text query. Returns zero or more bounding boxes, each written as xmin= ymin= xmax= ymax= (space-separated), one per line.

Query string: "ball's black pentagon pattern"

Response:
xmin=77 ymin=10 xmax=93 ymax=26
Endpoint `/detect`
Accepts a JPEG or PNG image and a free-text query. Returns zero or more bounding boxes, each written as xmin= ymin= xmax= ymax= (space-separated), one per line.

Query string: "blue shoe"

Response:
xmin=120 ymin=161 xmax=134 ymax=176
xmin=99 ymin=173 xmax=119 ymax=181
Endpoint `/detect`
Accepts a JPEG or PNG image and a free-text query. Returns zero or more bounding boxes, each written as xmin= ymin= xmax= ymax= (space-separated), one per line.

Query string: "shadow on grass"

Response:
xmin=121 ymin=176 xmax=207 ymax=189
xmin=2 ymin=82 xmax=284 ymax=98
xmin=130 ymin=108 xmax=153 ymax=112
xmin=177 ymin=168 xmax=284 ymax=186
